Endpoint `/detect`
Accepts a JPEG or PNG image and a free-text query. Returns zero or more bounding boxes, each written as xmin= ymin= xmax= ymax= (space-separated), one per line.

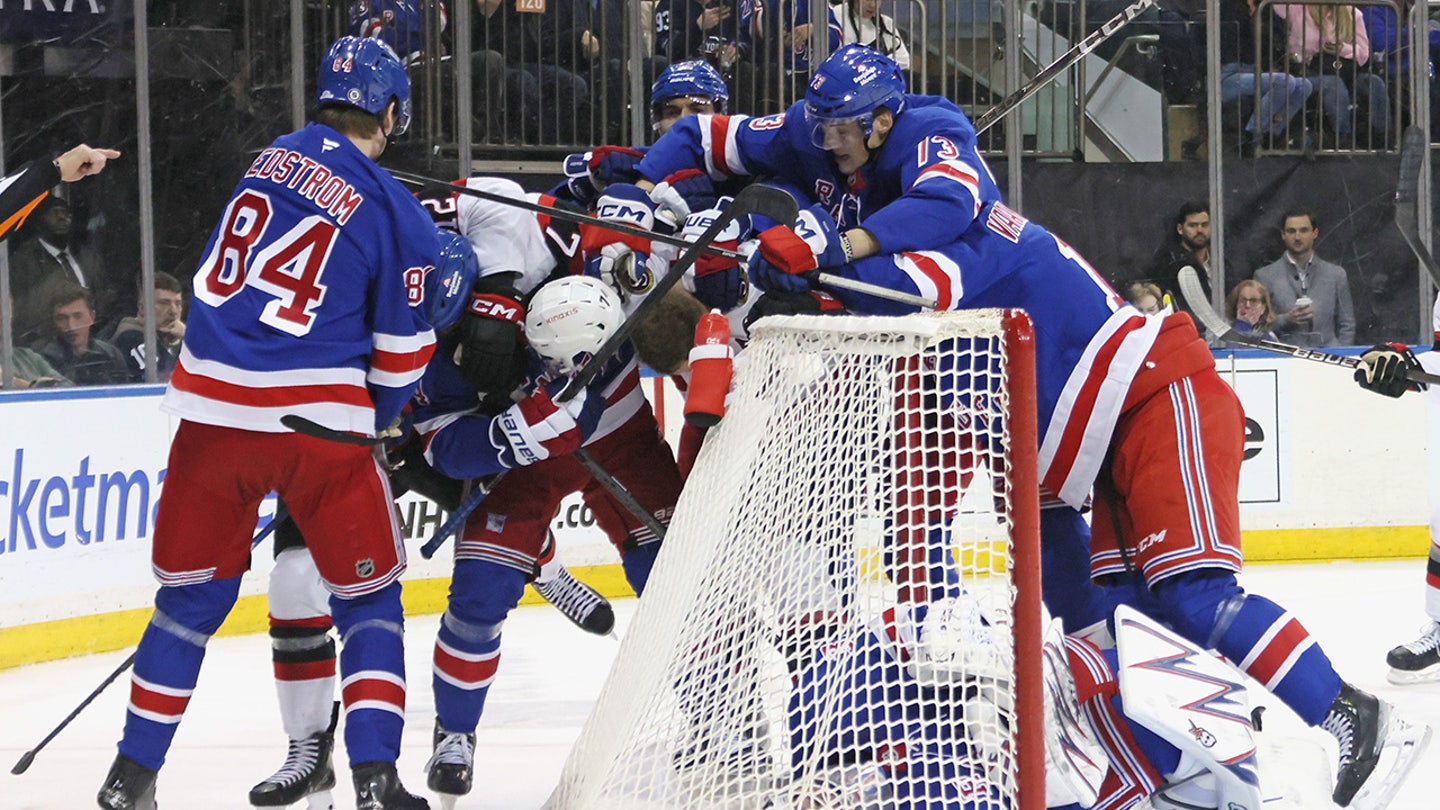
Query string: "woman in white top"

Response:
xmin=833 ymin=0 xmax=911 ymax=71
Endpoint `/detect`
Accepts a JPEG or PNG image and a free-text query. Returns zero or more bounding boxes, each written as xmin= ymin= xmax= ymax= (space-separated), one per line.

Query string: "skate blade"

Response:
xmin=1349 ymin=713 xmax=1433 ymax=810
xmin=1385 ymin=663 xmax=1440 ymax=685
xmin=304 ymin=790 xmax=334 ymax=810
xmin=438 ymin=793 xmax=460 ymax=810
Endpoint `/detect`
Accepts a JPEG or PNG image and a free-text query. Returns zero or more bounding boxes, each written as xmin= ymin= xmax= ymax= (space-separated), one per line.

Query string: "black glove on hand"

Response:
xmin=457 ymin=275 xmax=526 ymax=398
xmin=1354 ymin=342 xmax=1427 ymax=398
xmin=743 ymin=290 xmax=846 ymax=335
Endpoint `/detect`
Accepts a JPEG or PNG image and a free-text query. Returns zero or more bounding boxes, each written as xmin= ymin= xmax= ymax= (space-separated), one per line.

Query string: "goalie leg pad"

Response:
xmin=433 ymin=559 xmax=526 ymax=735
xmin=1114 ymin=605 xmax=1264 ymax=810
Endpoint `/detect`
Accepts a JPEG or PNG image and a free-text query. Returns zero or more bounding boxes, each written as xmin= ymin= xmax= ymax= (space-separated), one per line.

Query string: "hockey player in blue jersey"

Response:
xmin=408 ymin=274 xmax=681 ymax=806
xmin=749 ymin=198 xmax=1433 ymax=809
xmin=97 ymin=36 xmax=438 ymax=810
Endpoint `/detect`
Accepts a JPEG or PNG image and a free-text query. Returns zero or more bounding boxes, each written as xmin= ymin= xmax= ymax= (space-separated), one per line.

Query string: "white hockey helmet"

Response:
xmin=525 ymin=275 xmax=625 ymax=373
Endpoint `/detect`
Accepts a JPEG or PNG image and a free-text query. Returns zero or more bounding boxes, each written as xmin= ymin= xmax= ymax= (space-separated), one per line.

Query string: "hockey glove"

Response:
xmin=456 ymin=275 xmax=527 ymax=399
xmin=680 ymin=196 xmax=749 ymax=312
xmin=587 ymin=144 xmax=647 ymax=189
xmin=490 ymin=376 xmax=606 ymax=467
xmin=1354 ymin=342 xmax=1427 ymax=398
xmin=742 ymin=289 xmax=845 ymax=333
xmin=582 ymin=183 xmax=657 ymax=297
xmin=756 ymin=203 xmax=850 ymax=276
xmin=656 ymin=167 xmax=717 ymax=214
xmin=561 ymin=151 xmax=599 ymax=206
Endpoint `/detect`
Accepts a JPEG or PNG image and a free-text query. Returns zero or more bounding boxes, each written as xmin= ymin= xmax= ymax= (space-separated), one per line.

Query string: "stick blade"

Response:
xmin=1175 ymin=266 xmax=1231 ymax=338
xmin=734 ymin=182 xmax=800 ymax=226
xmin=1397 ymin=126 xmax=1426 ymax=206
xmin=11 ymin=750 xmax=35 ymax=775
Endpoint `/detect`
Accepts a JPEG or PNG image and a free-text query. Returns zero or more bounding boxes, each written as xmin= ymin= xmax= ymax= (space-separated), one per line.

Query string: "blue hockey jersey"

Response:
xmin=636 ymin=96 xmax=1001 ymax=253
xmin=819 ymin=202 xmax=1207 ymax=510
xmin=164 ymin=123 xmax=438 ymax=435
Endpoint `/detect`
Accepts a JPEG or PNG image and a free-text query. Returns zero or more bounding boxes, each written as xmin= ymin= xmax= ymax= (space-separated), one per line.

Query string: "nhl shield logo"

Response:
xmin=356 ymin=558 xmax=376 ymax=578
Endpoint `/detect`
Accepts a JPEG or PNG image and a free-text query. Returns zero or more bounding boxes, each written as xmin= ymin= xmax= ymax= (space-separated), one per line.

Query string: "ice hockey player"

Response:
xmin=751 ymin=196 xmax=1434 ymax=808
xmin=1349 ymin=297 xmax=1440 ymax=685
xmin=412 ymin=274 xmax=682 ymax=806
xmin=97 ymin=35 xmax=437 ymax=810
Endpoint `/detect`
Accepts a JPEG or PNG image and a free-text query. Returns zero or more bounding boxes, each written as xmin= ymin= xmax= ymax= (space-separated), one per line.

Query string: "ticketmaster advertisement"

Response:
xmin=0 ymin=360 xmax=1427 ymax=665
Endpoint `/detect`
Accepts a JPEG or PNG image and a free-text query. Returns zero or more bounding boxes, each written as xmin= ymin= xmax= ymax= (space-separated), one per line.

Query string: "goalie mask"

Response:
xmin=525 ymin=275 xmax=625 ymax=374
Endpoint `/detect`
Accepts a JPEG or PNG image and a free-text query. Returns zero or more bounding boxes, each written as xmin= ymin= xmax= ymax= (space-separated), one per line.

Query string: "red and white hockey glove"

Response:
xmin=490 ymin=377 xmax=605 ymax=467
xmin=1354 ymin=342 xmax=1427 ymax=398
xmin=581 ymin=183 xmax=657 ymax=298
xmin=586 ymin=144 xmax=646 ymax=189
xmin=756 ymin=204 xmax=850 ymax=274
xmin=679 ymin=196 xmax=749 ymax=311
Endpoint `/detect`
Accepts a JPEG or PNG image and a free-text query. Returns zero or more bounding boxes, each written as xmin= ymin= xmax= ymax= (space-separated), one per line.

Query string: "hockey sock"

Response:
xmin=269 ymin=547 xmax=336 ymax=739
xmin=534 ymin=532 xmax=561 ymax=587
xmin=433 ymin=559 xmax=525 ymax=734
xmin=621 ymin=540 xmax=661 ymax=596
xmin=331 ymin=582 xmax=406 ymax=767
xmin=119 ymin=576 xmax=242 ymax=770
xmin=1425 ymin=527 xmax=1440 ymax=621
xmin=1156 ymin=570 xmax=1342 ymax=726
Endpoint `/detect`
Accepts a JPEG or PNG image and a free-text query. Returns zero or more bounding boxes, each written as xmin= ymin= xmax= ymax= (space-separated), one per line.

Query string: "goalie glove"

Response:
xmin=1354 ymin=342 xmax=1427 ymax=398
xmin=581 ymin=183 xmax=657 ymax=298
xmin=456 ymin=274 xmax=527 ymax=400
xmin=490 ymin=376 xmax=606 ymax=467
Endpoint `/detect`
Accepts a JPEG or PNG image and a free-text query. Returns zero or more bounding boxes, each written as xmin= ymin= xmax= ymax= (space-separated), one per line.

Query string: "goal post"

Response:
xmin=548 ymin=309 xmax=1043 ymax=810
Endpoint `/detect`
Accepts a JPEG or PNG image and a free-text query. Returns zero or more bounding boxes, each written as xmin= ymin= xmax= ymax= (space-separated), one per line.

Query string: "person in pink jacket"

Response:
xmin=1273 ymin=3 xmax=1389 ymax=146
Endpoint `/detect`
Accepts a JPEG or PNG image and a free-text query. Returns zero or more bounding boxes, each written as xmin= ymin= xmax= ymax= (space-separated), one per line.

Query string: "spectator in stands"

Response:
xmin=109 ymin=271 xmax=186 ymax=382
xmin=1225 ymin=278 xmax=1279 ymax=343
xmin=471 ymin=0 xmax=592 ymax=144
xmin=1147 ymin=200 xmax=1211 ymax=311
xmin=0 ymin=343 xmax=72 ymax=389
xmin=1219 ymin=0 xmax=1312 ymax=154
xmin=655 ymin=0 xmax=767 ymax=110
xmin=1360 ymin=1 xmax=1440 ymax=134
xmin=10 ymin=195 xmax=109 ymax=346
xmin=833 ymin=0 xmax=911 ymax=72
xmin=1126 ymin=281 xmax=1165 ymax=315
xmin=1273 ymin=3 xmax=1389 ymax=148
xmin=36 ymin=284 xmax=130 ymax=386
xmin=1253 ymin=211 xmax=1356 ymax=346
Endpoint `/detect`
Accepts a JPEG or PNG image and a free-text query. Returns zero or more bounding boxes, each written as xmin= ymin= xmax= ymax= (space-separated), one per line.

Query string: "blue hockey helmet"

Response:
xmin=317 ymin=35 xmax=412 ymax=135
xmin=804 ymin=44 xmax=907 ymax=147
xmin=348 ymin=0 xmax=445 ymax=65
xmin=650 ymin=60 xmax=730 ymax=114
xmin=427 ymin=228 xmax=480 ymax=332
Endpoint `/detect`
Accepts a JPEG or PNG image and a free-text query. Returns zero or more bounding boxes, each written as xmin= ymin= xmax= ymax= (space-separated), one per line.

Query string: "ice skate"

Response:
xmin=1385 ymin=621 xmax=1440 ymax=685
xmin=248 ymin=718 xmax=336 ymax=809
xmin=424 ymin=721 xmax=475 ymax=809
xmin=534 ymin=565 xmax=615 ymax=636
xmin=352 ymin=761 xmax=429 ymax=810
xmin=1322 ymin=682 xmax=1433 ymax=809
xmin=96 ymin=753 xmax=158 ymax=810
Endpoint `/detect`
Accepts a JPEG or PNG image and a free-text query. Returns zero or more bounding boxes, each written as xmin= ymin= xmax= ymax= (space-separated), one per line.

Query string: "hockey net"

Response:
xmin=547 ymin=310 xmax=1042 ymax=810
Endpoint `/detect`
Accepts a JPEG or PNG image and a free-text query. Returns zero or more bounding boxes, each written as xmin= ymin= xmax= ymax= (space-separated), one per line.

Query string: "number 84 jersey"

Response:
xmin=163 ymin=123 xmax=438 ymax=436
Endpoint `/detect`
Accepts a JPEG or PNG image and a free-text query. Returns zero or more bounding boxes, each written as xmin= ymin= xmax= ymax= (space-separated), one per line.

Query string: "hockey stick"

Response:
xmin=10 ymin=516 xmax=284 ymax=776
xmin=1395 ymin=126 xmax=1440 ymax=286
xmin=392 ymin=168 xmax=932 ymax=308
xmin=1177 ymin=266 xmax=1440 ymax=384
xmin=280 ymin=414 xmax=380 ymax=446
xmin=972 ymin=0 xmax=1157 ymax=133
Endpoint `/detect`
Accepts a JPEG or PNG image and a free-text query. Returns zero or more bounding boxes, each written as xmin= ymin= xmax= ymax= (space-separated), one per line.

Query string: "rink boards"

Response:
xmin=0 ymin=351 xmax=1432 ymax=669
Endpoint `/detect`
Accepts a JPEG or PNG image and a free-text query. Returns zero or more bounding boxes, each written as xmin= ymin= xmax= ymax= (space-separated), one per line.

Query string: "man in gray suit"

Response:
xmin=1253 ymin=211 xmax=1356 ymax=346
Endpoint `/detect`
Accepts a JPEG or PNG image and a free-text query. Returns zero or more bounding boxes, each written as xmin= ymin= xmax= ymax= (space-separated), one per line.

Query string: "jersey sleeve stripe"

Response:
xmin=373 ymin=328 xmax=436 ymax=355
xmin=701 ymin=114 xmax=750 ymax=178
xmin=914 ymin=162 xmax=982 ymax=216
xmin=1038 ymin=309 xmax=1161 ymax=509
xmin=898 ymin=251 xmax=959 ymax=310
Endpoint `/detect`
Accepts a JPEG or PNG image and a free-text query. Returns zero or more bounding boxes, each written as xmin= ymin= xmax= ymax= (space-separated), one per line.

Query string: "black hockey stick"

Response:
xmin=392 ymin=168 xmax=932 ymax=308
xmin=972 ymin=0 xmax=1157 ymax=134
xmin=280 ymin=414 xmax=380 ymax=446
xmin=1177 ymin=266 xmax=1440 ymax=384
xmin=1395 ymin=126 xmax=1440 ymax=287
xmin=10 ymin=515 xmax=285 ymax=776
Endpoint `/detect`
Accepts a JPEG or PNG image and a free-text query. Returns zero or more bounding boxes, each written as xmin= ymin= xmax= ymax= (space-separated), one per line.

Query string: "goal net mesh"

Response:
xmin=547 ymin=310 xmax=1041 ymax=810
